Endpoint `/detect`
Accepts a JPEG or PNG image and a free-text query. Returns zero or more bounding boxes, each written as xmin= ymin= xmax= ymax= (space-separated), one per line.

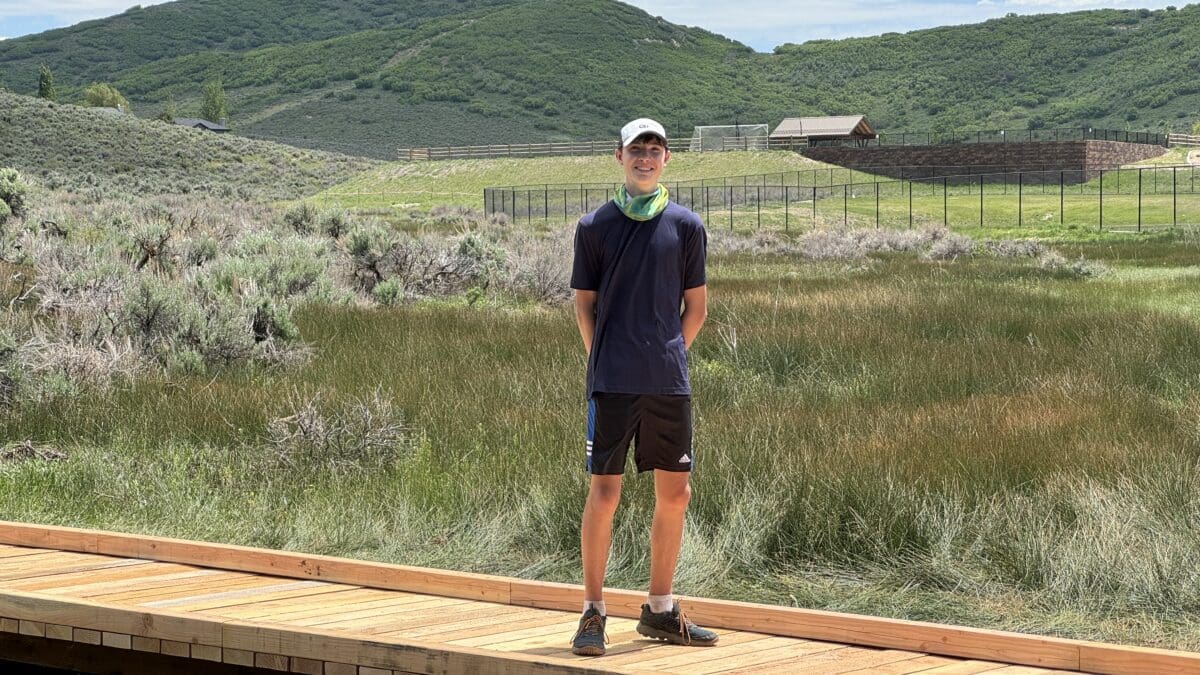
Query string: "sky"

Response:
xmin=0 ymin=0 xmax=1182 ymax=50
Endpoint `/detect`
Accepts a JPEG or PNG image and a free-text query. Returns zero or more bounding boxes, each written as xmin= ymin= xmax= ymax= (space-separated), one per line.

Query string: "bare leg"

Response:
xmin=581 ymin=474 xmax=623 ymax=601
xmin=648 ymin=469 xmax=691 ymax=597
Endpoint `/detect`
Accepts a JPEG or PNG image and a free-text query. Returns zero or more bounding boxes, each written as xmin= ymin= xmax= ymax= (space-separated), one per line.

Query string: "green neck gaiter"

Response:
xmin=614 ymin=184 xmax=669 ymax=221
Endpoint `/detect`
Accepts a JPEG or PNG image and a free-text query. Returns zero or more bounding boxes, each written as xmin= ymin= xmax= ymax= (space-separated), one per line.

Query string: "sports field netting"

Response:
xmin=689 ymin=124 xmax=769 ymax=152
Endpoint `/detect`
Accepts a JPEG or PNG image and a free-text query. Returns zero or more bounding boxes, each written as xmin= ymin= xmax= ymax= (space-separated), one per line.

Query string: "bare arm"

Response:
xmin=575 ymin=289 xmax=598 ymax=355
xmin=681 ymin=285 xmax=707 ymax=350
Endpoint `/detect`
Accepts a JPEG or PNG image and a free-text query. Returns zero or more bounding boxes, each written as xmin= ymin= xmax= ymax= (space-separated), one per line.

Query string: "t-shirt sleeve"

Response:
xmin=682 ymin=217 xmax=707 ymax=290
xmin=570 ymin=222 xmax=601 ymax=291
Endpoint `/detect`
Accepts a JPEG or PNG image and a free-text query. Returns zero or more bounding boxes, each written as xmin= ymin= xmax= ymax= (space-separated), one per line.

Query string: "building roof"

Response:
xmin=174 ymin=118 xmax=229 ymax=131
xmin=771 ymin=115 xmax=875 ymax=139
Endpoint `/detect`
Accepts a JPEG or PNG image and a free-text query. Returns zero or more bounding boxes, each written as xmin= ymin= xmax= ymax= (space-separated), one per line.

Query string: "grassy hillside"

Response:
xmin=317 ymin=151 xmax=830 ymax=210
xmin=1 ymin=1 xmax=1198 ymax=157
xmin=0 ymin=92 xmax=377 ymax=200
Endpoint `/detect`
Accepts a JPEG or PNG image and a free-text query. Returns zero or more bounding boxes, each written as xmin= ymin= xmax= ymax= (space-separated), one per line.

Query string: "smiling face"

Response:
xmin=616 ymin=134 xmax=670 ymax=196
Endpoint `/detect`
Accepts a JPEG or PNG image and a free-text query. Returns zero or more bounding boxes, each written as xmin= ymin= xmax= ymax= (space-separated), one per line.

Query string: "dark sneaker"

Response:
xmin=571 ymin=607 xmax=608 ymax=656
xmin=636 ymin=601 xmax=718 ymax=646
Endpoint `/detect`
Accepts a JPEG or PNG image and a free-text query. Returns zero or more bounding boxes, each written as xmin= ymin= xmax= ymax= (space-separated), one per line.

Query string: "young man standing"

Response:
xmin=569 ymin=118 xmax=714 ymax=656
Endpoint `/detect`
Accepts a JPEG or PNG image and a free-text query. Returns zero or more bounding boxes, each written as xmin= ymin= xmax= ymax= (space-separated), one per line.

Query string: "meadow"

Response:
xmin=2 ymin=148 xmax=1200 ymax=653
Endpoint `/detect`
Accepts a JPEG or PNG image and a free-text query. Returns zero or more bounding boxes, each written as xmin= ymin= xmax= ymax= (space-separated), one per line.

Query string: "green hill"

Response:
xmin=1 ymin=0 xmax=1198 ymax=158
xmin=0 ymin=92 xmax=377 ymax=200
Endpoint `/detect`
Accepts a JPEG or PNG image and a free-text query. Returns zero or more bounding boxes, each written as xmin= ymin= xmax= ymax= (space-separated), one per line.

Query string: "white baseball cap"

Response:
xmin=620 ymin=118 xmax=668 ymax=148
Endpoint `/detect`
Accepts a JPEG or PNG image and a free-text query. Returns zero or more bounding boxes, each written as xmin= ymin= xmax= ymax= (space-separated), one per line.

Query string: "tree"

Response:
xmin=199 ymin=79 xmax=229 ymax=124
xmin=83 ymin=83 xmax=131 ymax=112
xmin=157 ymin=98 xmax=179 ymax=123
xmin=37 ymin=65 xmax=56 ymax=101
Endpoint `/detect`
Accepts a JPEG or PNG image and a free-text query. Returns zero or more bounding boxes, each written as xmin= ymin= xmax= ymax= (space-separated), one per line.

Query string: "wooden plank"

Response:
xmin=102 ymin=631 xmax=132 ymax=649
xmin=193 ymin=587 xmax=381 ymax=620
xmin=18 ymin=619 xmax=45 ymax=637
xmin=145 ymin=580 xmax=329 ymax=609
xmin=625 ymin=635 xmax=795 ymax=670
xmin=268 ymin=591 xmax=456 ymax=625
xmin=38 ymin=568 xmax=226 ymax=598
xmin=447 ymin=615 xmax=591 ymax=648
xmin=45 ymin=623 xmax=73 ymax=641
xmin=398 ymin=605 xmax=576 ymax=638
xmin=373 ymin=604 xmax=548 ymax=638
xmin=160 ymin=639 xmax=190 ymax=657
xmin=1079 ymin=641 xmax=1200 ymax=675
xmin=909 ymin=662 xmax=1009 ymax=674
xmin=840 ymin=654 xmax=961 ymax=673
xmin=0 ymin=545 xmax=54 ymax=559
xmin=0 ymin=521 xmax=514 ymax=602
xmin=288 ymin=655 xmax=324 ymax=674
xmin=192 ymin=643 xmax=222 ymax=661
xmin=255 ymin=652 xmax=290 ymax=670
xmin=72 ymin=627 xmax=102 ymax=645
xmin=693 ymin=642 xmax=873 ymax=674
xmin=323 ymin=663 xmax=356 ymax=675
xmin=156 ymin=581 xmax=349 ymax=612
xmin=0 ymin=616 xmax=17 ymax=632
xmin=0 ymin=588 xmax=224 ymax=646
xmin=293 ymin=597 xmax=474 ymax=630
xmin=789 ymin=647 xmax=936 ymax=674
xmin=132 ymin=635 xmax=161 ymax=653
xmin=213 ymin=589 xmax=421 ymax=622
xmin=0 ymin=557 xmax=153 ymax=582
xmin=85 ymin=573 xmax=265 ymax=602
xmin=0 ymin=560 xmax=190 ymax=592
xmin=224 ymin=647 xmax=255 ymax=665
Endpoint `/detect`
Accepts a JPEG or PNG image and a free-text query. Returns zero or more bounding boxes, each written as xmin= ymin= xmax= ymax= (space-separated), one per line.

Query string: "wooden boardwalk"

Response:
xmin=0 ymin=523 xmax=1195 ymax=674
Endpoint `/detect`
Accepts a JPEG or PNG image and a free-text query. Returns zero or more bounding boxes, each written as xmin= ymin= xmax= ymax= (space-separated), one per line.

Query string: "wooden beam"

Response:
xmin=0 ymin=521 xmax=1195 ymax=674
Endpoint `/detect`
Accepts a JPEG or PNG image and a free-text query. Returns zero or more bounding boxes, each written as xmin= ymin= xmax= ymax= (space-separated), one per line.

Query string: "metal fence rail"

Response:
xmin=482 ymin=164 xmax=1200 ymax=233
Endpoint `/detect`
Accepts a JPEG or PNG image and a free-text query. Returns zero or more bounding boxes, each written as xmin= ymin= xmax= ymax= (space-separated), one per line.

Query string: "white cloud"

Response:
xmin=625 ymin=0 xmax=1176 ymax=50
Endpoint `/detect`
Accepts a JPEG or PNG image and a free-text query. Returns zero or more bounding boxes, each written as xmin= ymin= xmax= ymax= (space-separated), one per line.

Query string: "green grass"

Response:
xmin=313 ymin=151 xmax=837 ymax=211
xmin=3 ymin=239 xmax=1200 ymax=650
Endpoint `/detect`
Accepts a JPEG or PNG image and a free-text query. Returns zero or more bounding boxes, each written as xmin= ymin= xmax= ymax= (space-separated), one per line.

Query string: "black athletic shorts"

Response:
xmin=585 ymin=393 xmax=693 ymax=475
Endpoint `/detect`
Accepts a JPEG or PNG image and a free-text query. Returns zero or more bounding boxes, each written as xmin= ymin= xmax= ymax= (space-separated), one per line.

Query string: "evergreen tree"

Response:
xmin=37 ymin=65 xmax=57 ymax=101
xmin=200 ymin=79 xmax=229 ymax=124
xmin=83 ymin=83 xmax=131 ymax=112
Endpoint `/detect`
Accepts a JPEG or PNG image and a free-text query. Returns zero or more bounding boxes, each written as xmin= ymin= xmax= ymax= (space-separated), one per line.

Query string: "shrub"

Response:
xmin=0 ymin=168 xmax=28 ymax=219
xmin=924 ymin=234 xmax=975 ymax=261
xmin=283 ymin=202 xmax=319 ymax=234
xmin=266 ymin=389 xmax=410 ymax=473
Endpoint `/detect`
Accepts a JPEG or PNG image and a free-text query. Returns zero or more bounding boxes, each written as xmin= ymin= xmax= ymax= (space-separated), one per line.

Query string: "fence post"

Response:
xmin=813 ymin=186 xmax=817 ymax=224
xmin=943 ymin=177 xmax=948 ymax=227
xmin=908 ymin=181 xmax=913 ymax=229
xmin=544 ymin=187 xmax=548 ymax=222
xmin=1060 ymin=171 xmax=1064 ymax=225
xmin=1138 ymin=169 xmax=1142 ymax=232
xmin=1099 ymin=171 xmax=1104 ymax=232
xmin=729 ymin=186 xmax=734 ymax=231
xmin=843 ymin=184 xmax=848 ymax=226
xmin=785 ymin=186 xmax=789 ymax=232
xmin=1018 ymin=173 xmax=1023 ymax=227
xmin=875 ymin=182 xmax=880 ymax=228
xmin=756 ymin=186 xmax=761 ymax=229
xmin=980 ymin=174 xmax=984 ymax=227
xmin=1174 ymin=166 xmax=1178 ymax=227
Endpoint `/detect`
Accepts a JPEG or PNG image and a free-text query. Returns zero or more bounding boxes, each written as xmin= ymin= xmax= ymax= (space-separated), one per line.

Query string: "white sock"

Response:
xmin=647 ymin=594 xmax=674 ymax=614
xmin=583 ymin=600 xmax=606 ymax=616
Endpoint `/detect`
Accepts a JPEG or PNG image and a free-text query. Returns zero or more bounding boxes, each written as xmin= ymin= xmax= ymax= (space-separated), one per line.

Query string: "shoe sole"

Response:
xmin=635 ymin=623 xmax=719 ymax=646
xmin=572 ymin=644 xmax=606 ymax=656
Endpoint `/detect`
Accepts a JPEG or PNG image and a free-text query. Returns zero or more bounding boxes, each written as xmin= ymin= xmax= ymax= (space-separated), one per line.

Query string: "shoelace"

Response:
xmin=571 ymin=614 xmax=609 ymax=645
xmin=676 ymin=606 xmax=692 ymax=646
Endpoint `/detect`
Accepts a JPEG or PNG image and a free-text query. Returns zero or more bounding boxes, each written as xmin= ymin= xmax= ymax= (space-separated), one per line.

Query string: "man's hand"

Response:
xmin=575 ymin=290 xmax=598 ymax=355
xmin=681 ymin=285 xmax=707 ymax=350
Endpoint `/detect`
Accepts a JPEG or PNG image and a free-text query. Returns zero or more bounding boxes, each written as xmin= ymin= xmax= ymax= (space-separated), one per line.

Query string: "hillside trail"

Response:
xmin=239 ymin=19 xmax=478 ymax=130
xmin=1189 ymin=150 xmax=1200 ymax=165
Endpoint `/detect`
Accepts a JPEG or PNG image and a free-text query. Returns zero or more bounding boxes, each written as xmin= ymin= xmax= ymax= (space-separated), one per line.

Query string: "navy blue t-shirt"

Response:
xmin=570 ymin=200 xmax=707 ymax=398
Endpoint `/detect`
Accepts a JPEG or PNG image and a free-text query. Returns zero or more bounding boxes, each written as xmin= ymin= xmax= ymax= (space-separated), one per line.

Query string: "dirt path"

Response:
xmin=1188 ymin=150 xmax=1200 ymax=165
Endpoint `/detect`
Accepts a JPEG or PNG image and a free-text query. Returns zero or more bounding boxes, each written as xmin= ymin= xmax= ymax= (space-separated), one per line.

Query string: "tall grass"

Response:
xmin=3 ymin=243 xmax=1199 ymax=649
